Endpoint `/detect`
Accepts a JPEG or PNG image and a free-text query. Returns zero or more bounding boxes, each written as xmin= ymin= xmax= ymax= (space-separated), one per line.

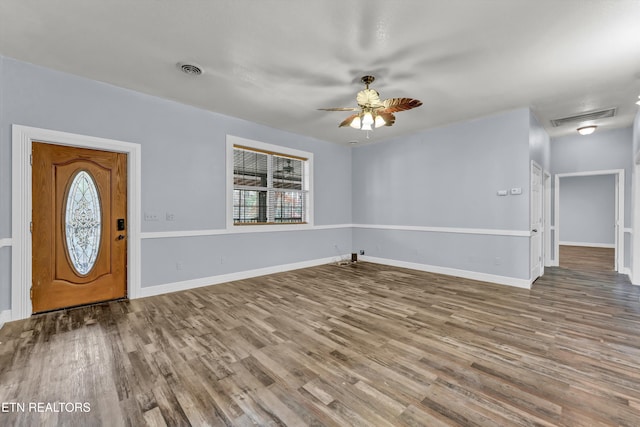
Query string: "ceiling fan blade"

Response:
xmin=379 ymin=98 xmax=423 ymax=113
xmin=318 ymin=107 xmax=360 ymax=112
xmin=339 ymin=114 xmax=359 ymax=128
xmin=377 ymin=112 xmax=396 ymax=127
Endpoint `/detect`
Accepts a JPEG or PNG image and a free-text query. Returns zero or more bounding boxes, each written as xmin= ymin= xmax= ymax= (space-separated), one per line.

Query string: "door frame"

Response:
xmin=633 ymin=156 xmax=640 ymax=285
xmin=11 ymin=125 xmax=142 ymax=320
xmin=553 ymin=169 xmax=624 ymax=272
xmin=543 ymin=170 xmax=552 ymax=268
xmin=530 ymin=161 xmax=544 ymax=281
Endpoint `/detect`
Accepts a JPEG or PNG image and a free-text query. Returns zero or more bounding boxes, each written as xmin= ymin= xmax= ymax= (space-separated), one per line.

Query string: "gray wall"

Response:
xmin=559 ymin=175 xmax=615 ymax=245
xmin=352 ymin=108 xmax=533 ymax=280
xmin=1 ymin=53 xmax=634 ymax=313
xmin=551 ymin=126 xmax=633 ymax=268
xmin=0 ymin=56 xmax=352 ymax=309
xmin=529 ymin=111 xmax=550 ymax=172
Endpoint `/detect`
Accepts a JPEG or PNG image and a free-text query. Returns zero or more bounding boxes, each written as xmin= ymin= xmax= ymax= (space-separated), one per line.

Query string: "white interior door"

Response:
xmin=614 ymin=174 xmax=619 ymax=271
xmin=531 ymin=162 xmax=543 ymax=281
xmin=543 ymin=171 xmax=551 ymax=268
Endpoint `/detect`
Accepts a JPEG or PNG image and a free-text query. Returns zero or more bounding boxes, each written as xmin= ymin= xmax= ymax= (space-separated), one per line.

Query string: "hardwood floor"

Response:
xmin=1 ymin=261 xmax=639 ymax=426
xmin=559 ymin=245 xmax=615 ymax=271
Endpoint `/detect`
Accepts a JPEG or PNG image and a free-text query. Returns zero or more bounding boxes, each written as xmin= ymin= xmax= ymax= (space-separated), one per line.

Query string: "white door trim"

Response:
xmin=530 ymin=161 xmax=543 ymax=281
xmin=553 ymin=169 xmax=625 ymax=271
xmin=11 ymin=125 xmax=142 ymax=321
xmin=543 ymin=170 xmax=552 ymax=267
xmin=633 ymin=160 xmax=640 ymax=285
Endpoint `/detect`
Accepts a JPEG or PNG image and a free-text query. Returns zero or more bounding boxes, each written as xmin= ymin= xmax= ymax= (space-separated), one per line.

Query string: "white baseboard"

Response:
xmin=559 ymin=241 xmax=615 ymax=249
xmin=139 ymin=255 xmax=347 ymax=298
xmin=360 ymin=256 xmax=531 ymax=289
xmin=0 ymin=310 xmax=11 ymax=330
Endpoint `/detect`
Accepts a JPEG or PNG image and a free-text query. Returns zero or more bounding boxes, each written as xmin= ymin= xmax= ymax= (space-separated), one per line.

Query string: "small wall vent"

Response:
xmin=550 ymin=108 xmax=616 ymax=127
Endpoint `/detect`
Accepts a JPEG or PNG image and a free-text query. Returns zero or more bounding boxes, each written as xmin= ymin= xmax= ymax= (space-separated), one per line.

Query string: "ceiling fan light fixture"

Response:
xmin=319 ymin=75 xmax=422 ymax=132
xmin=362 ymin=112 xmax=374 ymax=127
xmin=374 ymin=115 xmax=386 ymax=128
xmin=577 ymin=125 xmax=597 ymax=135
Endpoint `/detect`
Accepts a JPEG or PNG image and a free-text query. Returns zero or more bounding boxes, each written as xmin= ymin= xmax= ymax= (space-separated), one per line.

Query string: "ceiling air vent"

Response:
xmin=177 ymin=62 xmax=203 ymax=76
xmin=550 ymin=108 xmax=616 ymax=127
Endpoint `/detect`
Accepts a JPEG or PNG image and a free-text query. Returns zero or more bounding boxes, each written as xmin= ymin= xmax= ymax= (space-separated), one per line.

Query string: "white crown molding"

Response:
xmin=361 ymin=255 xmax=532 ymax=289
xmin=352 ymin=224 xmax=530 ymax=237
xmin=140 ymin=223 xmax=352 ymax=240
xmin=139 ymin=255 xmax=346 ymax=298
xmin=0 ymin=239 xmax=12 ymax=249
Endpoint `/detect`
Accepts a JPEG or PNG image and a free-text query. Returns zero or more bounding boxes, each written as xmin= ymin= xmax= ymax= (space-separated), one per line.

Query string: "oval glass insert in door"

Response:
xmin=64 ymin=170 xmax=102 ymax=275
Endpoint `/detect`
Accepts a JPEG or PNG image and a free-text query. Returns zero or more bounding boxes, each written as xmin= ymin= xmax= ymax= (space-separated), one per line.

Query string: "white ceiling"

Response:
xmin=1 ymin=0 xmax=640 ymax=145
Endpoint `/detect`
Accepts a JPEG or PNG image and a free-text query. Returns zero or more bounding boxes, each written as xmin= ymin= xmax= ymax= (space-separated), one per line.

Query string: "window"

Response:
xmin=228 ymin=136 xmax=312 ymax=227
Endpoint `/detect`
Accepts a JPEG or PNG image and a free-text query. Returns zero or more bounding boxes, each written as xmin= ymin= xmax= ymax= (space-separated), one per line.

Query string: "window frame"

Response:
xmin=226 ymin=135 xmax=313 ymax=231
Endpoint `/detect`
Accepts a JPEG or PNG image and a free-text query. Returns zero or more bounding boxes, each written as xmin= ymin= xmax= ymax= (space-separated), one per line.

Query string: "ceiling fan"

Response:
xmin=319 ymin=75 xmax=422 ymax=131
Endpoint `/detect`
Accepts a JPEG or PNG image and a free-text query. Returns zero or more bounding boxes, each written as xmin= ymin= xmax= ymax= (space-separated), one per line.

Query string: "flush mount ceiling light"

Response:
xmin=177 ymin=62 xmax=203 ymax=76
xmin=318 ymin=76 xmax=422 ymax=134
xmin=577 ymin=125 xmax=597 ymax=135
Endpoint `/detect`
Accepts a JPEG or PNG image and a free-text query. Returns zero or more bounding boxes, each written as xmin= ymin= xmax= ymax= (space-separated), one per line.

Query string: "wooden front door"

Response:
xmin=32 ymin=142 xmax=127 ymax=313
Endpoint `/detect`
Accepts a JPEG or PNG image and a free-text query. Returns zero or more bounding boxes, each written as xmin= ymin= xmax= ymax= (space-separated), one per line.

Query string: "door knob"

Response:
xmin=532 ymin=229 xmax=538 ymax=233
xmin=116 ymin=235 xmax=125 ymax=240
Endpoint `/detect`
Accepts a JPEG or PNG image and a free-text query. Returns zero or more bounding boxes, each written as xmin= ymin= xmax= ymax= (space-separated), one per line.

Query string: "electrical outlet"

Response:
xmin=144 ymin=212 xmax=160 ymax=221
xmin=220 ymin=256 xmax=226 ymax=264
xmin=176 ymin=261 xmax=184 ymax=270
xmin=166 ymin=213 xmax=175 ymax=221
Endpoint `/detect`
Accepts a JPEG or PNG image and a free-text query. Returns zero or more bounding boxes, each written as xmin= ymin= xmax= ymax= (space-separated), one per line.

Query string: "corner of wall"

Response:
xmin=0 ymin=309 xmax=11 ymax=331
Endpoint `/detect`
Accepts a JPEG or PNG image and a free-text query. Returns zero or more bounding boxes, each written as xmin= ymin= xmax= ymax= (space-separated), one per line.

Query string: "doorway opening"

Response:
xmin=31 ymin=143 xmax=128 ymax=313
xmin=553 ymin=169 xmax=625 ymax=272
xmin=11 ymin=125 xmax=142 ymax=320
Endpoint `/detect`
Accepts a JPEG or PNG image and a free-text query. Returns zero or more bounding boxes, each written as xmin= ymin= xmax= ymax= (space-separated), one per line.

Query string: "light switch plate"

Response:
xmin=510 ymin=187 xmax=522 ymax=195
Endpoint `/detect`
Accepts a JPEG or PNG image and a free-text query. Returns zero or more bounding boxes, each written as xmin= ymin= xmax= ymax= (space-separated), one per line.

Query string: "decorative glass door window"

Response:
xmin=233 ymin=146 xmax=308 ymax=224
xmin=64 ymin=170 xmax=102 ymax=275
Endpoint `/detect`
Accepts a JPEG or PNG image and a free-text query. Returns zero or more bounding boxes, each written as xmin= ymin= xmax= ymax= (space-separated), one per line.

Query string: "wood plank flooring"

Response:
xmin=559 ymin=245 xmax=615 ymax=271
xmin=1 ymin=261 xmax=639 ymax=426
